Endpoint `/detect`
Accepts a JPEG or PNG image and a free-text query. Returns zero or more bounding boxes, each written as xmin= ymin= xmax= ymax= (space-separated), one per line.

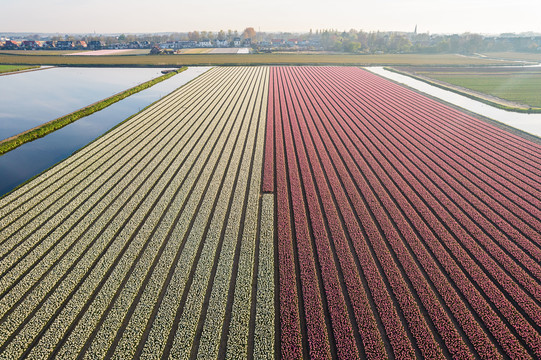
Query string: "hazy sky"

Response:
xmin=2 ymin=0 xmax=540 ymax=34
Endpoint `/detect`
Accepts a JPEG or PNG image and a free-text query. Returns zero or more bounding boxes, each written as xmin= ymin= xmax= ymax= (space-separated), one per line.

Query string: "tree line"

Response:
xmin=313 ymin=29 xmax=541 ymax=53
xmin=30 ymin=28 xmax=541 ymax=54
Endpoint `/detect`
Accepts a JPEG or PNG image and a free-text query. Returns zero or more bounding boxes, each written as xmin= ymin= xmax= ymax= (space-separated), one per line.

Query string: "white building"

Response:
xmin=215 ymin=39 xmax=228 ymax=47
xmin=199 ymin=39 xmax=212 ymax=47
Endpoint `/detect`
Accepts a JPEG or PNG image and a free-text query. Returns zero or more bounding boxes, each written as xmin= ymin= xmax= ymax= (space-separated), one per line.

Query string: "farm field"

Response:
xmin=68 ymin=49 xmax=150 ymax=56
xmin=395 ymin=66 xmax=541 ymax=108
xmin=263 ymin=67 xmax=541 ymax=359
xmin=179 ymin=48 xmax=213 ymax=54
xmin=0 ymin=52 xmax=518 ymax=67
xmin=1 ymin=65 xmax=541 ymax=359
xmin=0 ymin=50 xmax=83 ymax=56
xmin=210 ymin=48 xmax=248 ymax=54
xmin=0 ymin=67 xmax=274 ymax=359
xmin=481 ymin=52 xmax=541 ymax=62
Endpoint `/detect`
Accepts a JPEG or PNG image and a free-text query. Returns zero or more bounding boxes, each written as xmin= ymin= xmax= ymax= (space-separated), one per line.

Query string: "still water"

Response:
xmin=367 ymin=66 xmax=541 ymax=138
xmin=0 ymin=67 xmax=211 ymax=197
xmin=0 ymin=67 xmax=175 ymax=140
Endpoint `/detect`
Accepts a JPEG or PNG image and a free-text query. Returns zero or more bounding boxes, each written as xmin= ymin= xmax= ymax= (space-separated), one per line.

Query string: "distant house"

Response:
xmin=88 ymin=40 xmax=105 ymax=50
xmin=21 ymin=40 xmax=42 ymax=50
xmin=159 ymin=42 xmax=176 ymax=49
xmin=172 ymin=41 xmax=184 ymax=49
xmin=170 ymin=41 xmax=197 ymax=49
xmin=242 ymin=38 xmax=252 ymax=46
xmin=56 ymin=40 xmax=75 ymax=49
xmin=128 ymin=41 xmax=150 ymax=49
xmin=286 ymin=39 xmax=299 ymax=46
xmin=215 ymin=39 xmax=228 ymax=47
xmin=75 ymin=40 xmax=87 ymax=49
xmin=174 ymin=40 xmax=197 ymax=49
xmin=42 ymin=40 xmax=57 ymax=49
xmin=2 ymin=40 xmax=20 ymax=50
xmin=199 ymin=39 xmax=212 ymax=47
xmin=271 ymin=39 xmax=285 ymax=45
xmin=233 ymin=37 xmax=241 ymax=47
xmin=110 ymin=43 xmax=128 ymax=49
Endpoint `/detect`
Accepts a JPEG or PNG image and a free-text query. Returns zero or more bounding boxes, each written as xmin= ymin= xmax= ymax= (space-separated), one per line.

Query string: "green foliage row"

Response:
xmin=0 ymin=67 xmax=187 ymax=156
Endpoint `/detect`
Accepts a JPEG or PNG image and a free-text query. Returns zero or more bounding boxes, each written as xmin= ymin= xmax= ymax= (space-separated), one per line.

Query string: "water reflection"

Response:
xmin=0 ymin=67 xmax=175 ymax=140
xmin=0 ymin=67 xmax=211 ymax=197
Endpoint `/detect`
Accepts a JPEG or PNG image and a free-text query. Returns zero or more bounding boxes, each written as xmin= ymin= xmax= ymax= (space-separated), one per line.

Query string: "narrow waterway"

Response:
xmin=0 ymin=67 xmax=211 ymax=197
xmin=367 ymin=66 xmax=541 ymax=138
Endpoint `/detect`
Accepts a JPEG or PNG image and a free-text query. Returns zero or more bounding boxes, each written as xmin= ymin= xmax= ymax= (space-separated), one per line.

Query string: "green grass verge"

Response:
xmin=480 ymin=52 xmax=541 ymax=62
xmin=0 ymin=64 xmax=40 ymax=73
xmin=0 ymin=67 xmax=187 ymax=156
xmin=0 ymin=53 xmax=518 ymax=67
xmin=431 ymin=73 xmax=541 ymax=108
xmin=385 ymin=67 xmax=541 ymax=113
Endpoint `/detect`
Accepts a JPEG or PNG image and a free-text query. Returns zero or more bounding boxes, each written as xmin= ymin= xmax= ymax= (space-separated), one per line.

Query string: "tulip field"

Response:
xmin=1 ymin=66 xmax=541 ymax=359
xmin=0 ymin=67 xmax=274 ymax=359
xmin=263 ymin=67 xmax=541 ymax=359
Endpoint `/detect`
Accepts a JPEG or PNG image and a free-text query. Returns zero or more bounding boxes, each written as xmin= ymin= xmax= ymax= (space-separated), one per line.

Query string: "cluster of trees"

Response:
xmin=317 ymin=29 xmax=413 ymax=53
xmin=187 ymin=28 xmax=256 ymax=41
xmin=45 ymin=28 xmax=258 ymax=46
xmin=311 ymin=29 xmax=541 ymax=54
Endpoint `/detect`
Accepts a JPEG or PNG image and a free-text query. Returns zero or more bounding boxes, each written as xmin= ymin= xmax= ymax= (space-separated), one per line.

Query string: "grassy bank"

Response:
xmin=0 ymin=53 xmax=517 ymax=67
xmin=0 ymin=67 xmax=187 ymax=156
xmin=480 ymin=52 xmax=541 ymax=63
xmin=386 ymin=67 xmax=541 ymax=113
xmin=0 ymin=64 xmax=40 ymax=74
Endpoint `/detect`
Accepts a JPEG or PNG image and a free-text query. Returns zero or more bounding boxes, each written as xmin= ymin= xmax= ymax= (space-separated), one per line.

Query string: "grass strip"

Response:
xmin=0 ymin=65 xmax=40 ymax=74
xmin=384 ymin=67 xmax=541 ymax=113
xmin=0 ymin=67 xmax=187 ymax=156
